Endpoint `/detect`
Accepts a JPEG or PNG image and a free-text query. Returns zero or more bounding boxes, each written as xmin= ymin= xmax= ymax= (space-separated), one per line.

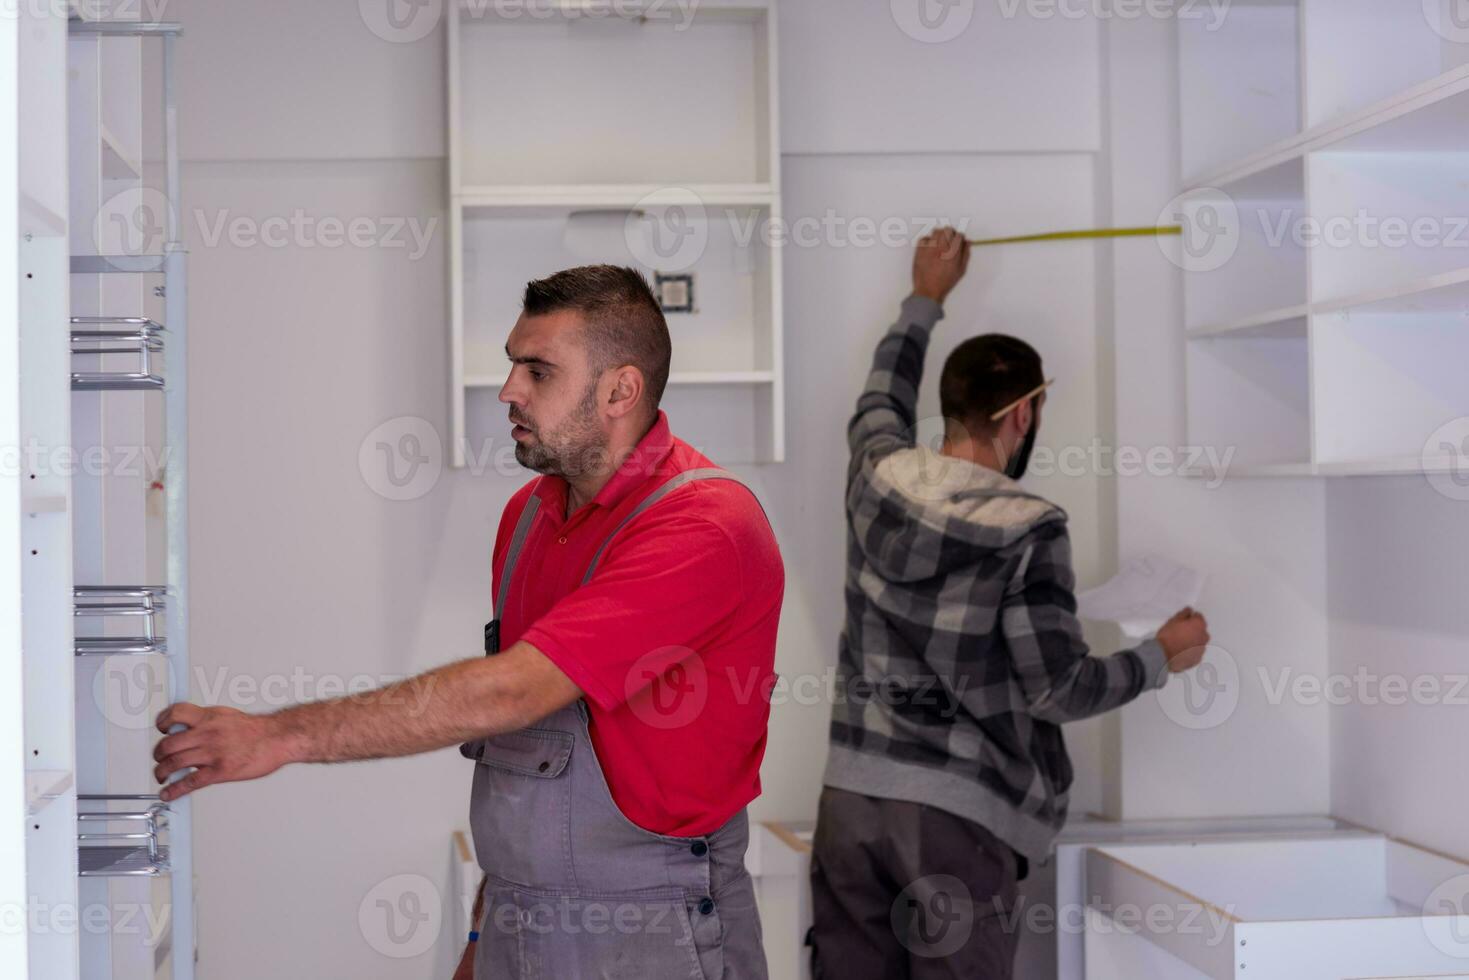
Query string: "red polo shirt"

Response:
xmin=492 ymin=411 xmax=784 ymax=837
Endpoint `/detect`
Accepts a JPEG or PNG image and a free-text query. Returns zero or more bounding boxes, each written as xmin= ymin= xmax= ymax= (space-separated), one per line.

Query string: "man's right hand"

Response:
xmin=1156 ymin=607 xmax=1210 ymax=672
xmin=913 ymin=226 xmax=971 ymax=306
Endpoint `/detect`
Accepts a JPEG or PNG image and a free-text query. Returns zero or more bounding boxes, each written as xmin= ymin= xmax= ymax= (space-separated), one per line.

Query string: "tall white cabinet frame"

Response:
xmin=1176 ymin=0 xmax=1469 ymax=478
xmin=48 ymin=15 xmax=192 ymax=980
xmin=7 ymin=1 xmax=79 ymax=977
xmin=446 ymin=0 xmax=785 ymax=467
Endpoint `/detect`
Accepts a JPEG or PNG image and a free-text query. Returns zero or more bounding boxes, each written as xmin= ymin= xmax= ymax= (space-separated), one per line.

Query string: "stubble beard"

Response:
xmin=514 ymin=381 xmax=607 ymax=477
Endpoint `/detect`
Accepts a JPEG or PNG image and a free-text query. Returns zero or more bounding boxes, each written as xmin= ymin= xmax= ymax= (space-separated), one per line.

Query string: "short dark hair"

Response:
xmin=939 ymin=334 xmax=1045 ymax=438
xmin=522 ymin=265 xmax=672 ymax=413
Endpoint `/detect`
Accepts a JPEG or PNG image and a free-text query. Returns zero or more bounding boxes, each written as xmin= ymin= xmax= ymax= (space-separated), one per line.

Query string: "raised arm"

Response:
xmin=847 ymin=228 xmax=971 ymax=473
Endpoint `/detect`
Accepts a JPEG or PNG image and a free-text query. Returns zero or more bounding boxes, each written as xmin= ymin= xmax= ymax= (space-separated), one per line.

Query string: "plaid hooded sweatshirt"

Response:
xmin=821 ymin=295 xmax=1170 ymax=861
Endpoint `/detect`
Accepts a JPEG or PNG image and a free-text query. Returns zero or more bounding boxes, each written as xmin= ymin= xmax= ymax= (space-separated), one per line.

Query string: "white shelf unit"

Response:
xmin=1178 ymin=0 xmax=1300 ymax=185
xmin=66 ymin=17 xmax=194 ymax=980
xmin=6 ymin=3 xmax=80 ymax=978
xmin=447 ymin=0 xmax=784 ymax=467
xmin=1178 ymin=2 xmax=1469 ymax=477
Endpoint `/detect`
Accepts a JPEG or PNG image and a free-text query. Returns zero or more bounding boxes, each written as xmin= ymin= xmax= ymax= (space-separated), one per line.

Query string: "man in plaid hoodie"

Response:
xmin=809 ymin=227 xmax=1210 ymax=979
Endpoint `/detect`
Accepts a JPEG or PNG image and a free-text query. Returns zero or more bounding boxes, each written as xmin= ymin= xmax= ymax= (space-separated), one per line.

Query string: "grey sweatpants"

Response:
xmin=809 ymin=786 xmax=1024 ymax=980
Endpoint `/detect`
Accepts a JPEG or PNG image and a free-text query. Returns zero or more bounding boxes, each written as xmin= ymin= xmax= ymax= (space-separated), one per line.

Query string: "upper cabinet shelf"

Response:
xmin=1300 ymin=0 xmax=1469 ymax=130
xmin=446 ymin=0 xmax=785 ymax=467
xmin=449 ymin=1 xmax=776 ymax=193
xmin=1178 ymin=0 xmax=1300 ymax=185
xmin=1177 ymin=1 xmax=1469 ymax=479
xmin=457 ymin=183 xmax=778 ymax=210
xmin=1185 ymin=0 xmax=1469 ymax=191
xmin=1188 ymin=64 xmax=1469 ymax=192
xmin=1315 ymin=265 xmax=1469 ymax=318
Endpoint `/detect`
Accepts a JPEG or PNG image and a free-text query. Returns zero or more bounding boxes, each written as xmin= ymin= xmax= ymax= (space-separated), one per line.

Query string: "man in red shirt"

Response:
xmin=152 ymin=265 xmax=785 ymax=979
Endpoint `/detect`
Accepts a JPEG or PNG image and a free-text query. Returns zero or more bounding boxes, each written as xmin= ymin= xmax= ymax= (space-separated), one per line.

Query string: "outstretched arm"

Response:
xmin=152 ymin=641 xmax=580 ymax=801
xmin=848 ymin=227 xmax=971 ymax=472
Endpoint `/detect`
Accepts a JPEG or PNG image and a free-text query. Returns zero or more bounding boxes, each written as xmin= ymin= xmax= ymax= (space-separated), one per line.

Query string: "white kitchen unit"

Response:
xmin=1083 ymin=834 xmax=1469 ymax=980
xmin=746 ymin=820 xmax=814 ymax=980
xmin=742 ymin=814 xmax=1378 ymax=980
xmin=1046 ymin=815 xmax=1357 ymax=980
xmin=446 ymin=0 xmax=784 ymax=466
xmin=1176 ymin=0 xmax=1469 ymax=477
xmin=6 ymin=1 xmax=79 ymax=977
xmin=51 ymin=10 xmax=194 ymax=980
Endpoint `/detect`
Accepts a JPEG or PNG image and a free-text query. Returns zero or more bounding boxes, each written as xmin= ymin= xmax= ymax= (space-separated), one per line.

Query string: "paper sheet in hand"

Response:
xmin=1076 ymin=555 xmax=1205 ymax=639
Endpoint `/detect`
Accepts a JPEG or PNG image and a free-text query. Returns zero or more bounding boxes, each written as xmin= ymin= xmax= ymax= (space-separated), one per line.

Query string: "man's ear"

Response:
xmin=1012 ymin=397 xmax=1034 ymax=437
xmin=604 ymin=365 xmax=645 ymax=420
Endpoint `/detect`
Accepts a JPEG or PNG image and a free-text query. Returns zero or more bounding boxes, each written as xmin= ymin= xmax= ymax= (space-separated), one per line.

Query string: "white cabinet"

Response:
xmin=6 ymin=3 xmax=79 ymax=979
xmin=745 ymin=820 xmax=813 ymax=980
xmin=64 ymin=15 xmax=195 ymax=980
xmin=446 ymin=0 xmax=784 ymax=466
xmin=1176 ymin=3 xmax=1469 ymax=476
xmin=1084 ymin=834 xmax=1469 ymax=979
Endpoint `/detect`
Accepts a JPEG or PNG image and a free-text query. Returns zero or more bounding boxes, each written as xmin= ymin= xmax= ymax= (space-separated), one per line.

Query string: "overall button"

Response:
xmin=690 ymin=841 xmax=709 ymax=857
xmin=697 ymin=897 xmax=715 ymax=916
xmin=537 ymin=760 xmax=550 ymax=772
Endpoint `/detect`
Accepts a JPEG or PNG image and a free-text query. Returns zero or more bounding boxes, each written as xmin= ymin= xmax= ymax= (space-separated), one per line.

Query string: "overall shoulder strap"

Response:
xmin=580 ymin=468 xmax=767 ymax=586
xmin=494 ymin=494 xmax=542 ymax=620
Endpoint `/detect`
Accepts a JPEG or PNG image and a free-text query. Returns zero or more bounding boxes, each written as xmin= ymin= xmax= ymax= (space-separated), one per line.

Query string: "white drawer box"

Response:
xmin=1083 ymin=835 xmax=1469 ymax=980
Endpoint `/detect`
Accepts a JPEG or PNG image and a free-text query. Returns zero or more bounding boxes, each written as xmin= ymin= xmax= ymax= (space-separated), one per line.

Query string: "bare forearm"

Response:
xmin=267 ymin=642 xmax=581 ymax=766
xmin=153 ymin=641 xmax=582 ymax=801
xmin=273 ymin=657 xmax=502 ymax=765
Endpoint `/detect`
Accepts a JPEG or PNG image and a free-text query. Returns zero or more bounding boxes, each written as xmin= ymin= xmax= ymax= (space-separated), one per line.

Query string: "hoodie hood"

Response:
xmin=853 ymin=444 xmax=1067 ymax=584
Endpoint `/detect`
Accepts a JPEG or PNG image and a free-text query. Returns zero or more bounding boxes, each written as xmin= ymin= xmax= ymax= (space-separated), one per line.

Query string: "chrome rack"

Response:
xmin=65 ymin=18 xmax=195 ymax=978
xmin=73 ymin=586 xmax=168 ymax=657
xmin=77 ymin=795 xmax=171 ymax=878
xmin=70 ymin=317 xmax=166 ymax=391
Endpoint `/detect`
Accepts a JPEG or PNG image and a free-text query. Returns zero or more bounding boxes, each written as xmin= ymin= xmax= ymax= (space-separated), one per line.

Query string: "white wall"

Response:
xmin=181 ymin=157 xmax=481 ymax=978
xmin=163 ymin=1 xmax=1125 ymax=977
xmin=777 ymin=150 xmax=1123 ymax=819
xmin=1327 ymin=477 xmax=1469 ymax=859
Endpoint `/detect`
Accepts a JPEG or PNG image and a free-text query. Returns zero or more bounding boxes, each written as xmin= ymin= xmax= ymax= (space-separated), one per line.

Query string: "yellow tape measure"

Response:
xmin=968 ymin=225 xmax=1182 ymax=247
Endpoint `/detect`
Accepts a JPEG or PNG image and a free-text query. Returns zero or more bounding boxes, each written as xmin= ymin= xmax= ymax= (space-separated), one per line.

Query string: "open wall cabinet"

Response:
xmin=6 ymin=7 xmax=194 ymax=979
xmin=446 ymin=0 xmax=785 ymax=467
xmin=1177 ymin=0 xmax=1469 ymax=476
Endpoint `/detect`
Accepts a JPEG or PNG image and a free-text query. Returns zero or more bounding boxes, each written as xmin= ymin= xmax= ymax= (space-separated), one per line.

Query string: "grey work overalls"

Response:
xmin=461 ymin=468 xmax=771 ymax=980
